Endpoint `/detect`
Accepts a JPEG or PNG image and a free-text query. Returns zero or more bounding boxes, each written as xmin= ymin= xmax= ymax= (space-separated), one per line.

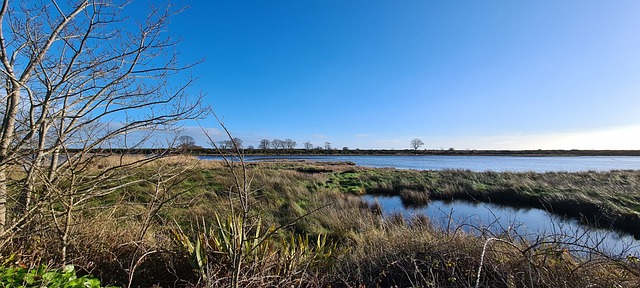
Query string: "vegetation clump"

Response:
xmin=0 ymin=264 xmax=113 ymax=288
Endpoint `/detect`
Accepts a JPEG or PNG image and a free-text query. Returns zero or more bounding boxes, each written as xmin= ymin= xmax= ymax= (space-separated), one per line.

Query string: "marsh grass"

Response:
xmin=342 ymin=168 xmax=640 ymax=237
xmin=331 ymin=212 xmax=640 ymax=287
xmin=2 ymin=158 xmax=639 ymax=287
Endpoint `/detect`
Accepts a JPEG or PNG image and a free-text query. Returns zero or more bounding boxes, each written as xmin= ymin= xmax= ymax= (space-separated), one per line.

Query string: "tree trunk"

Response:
xmin=0 ymin=169 xmax=7 ymax=230
xmin=0 ymin=89 xmax=21 ymax=231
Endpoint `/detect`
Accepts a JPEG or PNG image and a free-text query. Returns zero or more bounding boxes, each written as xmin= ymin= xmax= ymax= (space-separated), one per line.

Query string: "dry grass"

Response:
xmin=329 ymin=213 xmax=640 ymax=287
xmin=3 ymin=159 xmax=639 ymax=287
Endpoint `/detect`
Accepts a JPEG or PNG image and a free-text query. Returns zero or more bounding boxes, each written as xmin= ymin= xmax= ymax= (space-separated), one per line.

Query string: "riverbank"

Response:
xmin=200 ymin=154 xmax=640 ymax=172
xmin=2 ymin=158 xmax=639 ymax=287
xmin=66 ymin=147 xmax=640 ymax=156
xmin=230 ymin=148 xmax=640 ymax=157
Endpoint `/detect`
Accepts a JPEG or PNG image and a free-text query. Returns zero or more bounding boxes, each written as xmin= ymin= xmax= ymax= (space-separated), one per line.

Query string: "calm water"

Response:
xmin=364 ymin=195 xmax=640 ymax=256
xmin=200 ymin=155 xmax=640 ymax=172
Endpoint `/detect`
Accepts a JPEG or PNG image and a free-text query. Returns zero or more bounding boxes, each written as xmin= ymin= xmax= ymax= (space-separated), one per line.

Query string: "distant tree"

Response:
xmin=177 ymin=135 xmax=196 ymax=149
xmin=271 ymin=139 xmax=285 ymax=149
xmin=324 ymin=142 xmax=332 ymax=150
xmin=411 ymin=138 xmax=425 ymax=150
xmin=259 ymin=139 xmax=271 ymax=150
xmin=284 ymin=139 xmax=297 ymax=149
xmin=246 ymin=145 xmax=255 ymax=150
xmin=218 ymin=140 xmax=232 ymax=149
xmin=303 ymin=141 xmax=313 ymax=150
xmin=232 ymin=137 xmax=243 ymax=149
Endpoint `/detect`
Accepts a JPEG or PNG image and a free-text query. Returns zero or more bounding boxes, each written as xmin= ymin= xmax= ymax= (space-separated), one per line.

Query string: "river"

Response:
xmin=200 ymin=155 xmax=640 ymax=172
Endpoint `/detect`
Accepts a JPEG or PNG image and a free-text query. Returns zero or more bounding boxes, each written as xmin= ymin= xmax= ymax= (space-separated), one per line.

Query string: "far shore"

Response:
xmin=71 ymin=148 xmax=640 ymax=157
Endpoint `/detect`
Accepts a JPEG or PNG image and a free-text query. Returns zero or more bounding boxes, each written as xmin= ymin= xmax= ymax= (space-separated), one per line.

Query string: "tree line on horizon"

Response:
xmin=179 ymin=135 xmax=428 ymax=152
xmin=258 ymin=139 xmax=341 ymax=151
xmin=175 ymin=135 xmax=640 ymax=156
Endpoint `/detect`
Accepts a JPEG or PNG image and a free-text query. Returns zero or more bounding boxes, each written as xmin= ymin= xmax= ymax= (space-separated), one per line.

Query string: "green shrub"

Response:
xmin=0 ymin=264 xmax=115 ymax=288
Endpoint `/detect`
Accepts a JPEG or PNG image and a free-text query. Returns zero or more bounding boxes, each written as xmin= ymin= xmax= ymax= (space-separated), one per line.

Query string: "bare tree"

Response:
xmin=219 ymin=140 xmax=232 ymax=149
xmin=0 ymin=0 xmax=204 ymax=244
xmin=231 ymin=137 xmax=243 ymax=149
xmin=177 ymin=135 xmax=196 ymax=149
xmin=258 ymin=139 xmax=270 ymax=150
xmin=303 ymin=141 xmax=313 ymax=150
xmin=284 ymin=138 xmax=296 ymax=150
xmin=411 ymin=138 xmax=425 ymax=150
xmin=324 ymin=142 xmax=332 ymax=150
xmin=271 ymin=139 xmax=284 ymax=150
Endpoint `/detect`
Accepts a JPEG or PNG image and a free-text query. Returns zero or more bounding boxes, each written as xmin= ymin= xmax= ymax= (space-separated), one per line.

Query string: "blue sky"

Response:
xmin=157 ymin=0 xmax=640 ymax=149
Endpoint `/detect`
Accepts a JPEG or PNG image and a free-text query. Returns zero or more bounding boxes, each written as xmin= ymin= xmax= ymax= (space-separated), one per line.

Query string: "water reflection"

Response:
xmin=363 ymin=195 xmax=640 ymax=256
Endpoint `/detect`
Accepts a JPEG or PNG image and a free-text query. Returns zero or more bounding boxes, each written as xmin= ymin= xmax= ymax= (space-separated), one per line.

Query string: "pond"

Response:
xmin=363 ymin=195 xmax=640 ymax=256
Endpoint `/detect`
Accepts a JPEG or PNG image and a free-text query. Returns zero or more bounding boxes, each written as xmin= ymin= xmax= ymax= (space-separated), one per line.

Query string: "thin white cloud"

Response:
xmin=423 ymin=124 xmax=640 ymax=150
xmin=535 ymin=124 xmax=640 ymax=150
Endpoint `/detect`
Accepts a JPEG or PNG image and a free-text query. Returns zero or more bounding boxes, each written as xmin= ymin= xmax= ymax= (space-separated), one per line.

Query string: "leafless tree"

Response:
xmin=411 ymin=138 xmax=424 ymax=150
xmin=231 ymin=137 xmax=243 ymax=149
xmin=271 ymin=139 xmax=284 ymax=149
xmin=258 ymin=139 xmax=270 ymax=150
xmin=303 ymin=141 xmax=313 ymax=150
xmin=324 ymin=142 xmax=332 ymax=150
xmin=177 ymin=135 xmax=196 ymax=149
xmin=284 ymin=138 xmax=296 ymax=150
xmin=219 ymin=140 xmax=232 ymax=149
xmin=0 ymin=0 xmax=205 ymax=252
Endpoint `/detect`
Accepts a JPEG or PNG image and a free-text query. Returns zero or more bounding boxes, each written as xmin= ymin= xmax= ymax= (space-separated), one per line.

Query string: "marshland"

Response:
xmin=3 ymin=155 xmax=639 ymax=287
xmin=4 ymin=1 xmax=640 ymax=287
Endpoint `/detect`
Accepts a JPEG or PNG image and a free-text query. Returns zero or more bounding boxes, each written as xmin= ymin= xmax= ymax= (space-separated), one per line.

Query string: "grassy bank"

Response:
xmin=2 ymin=158 xmax=639 ymax=287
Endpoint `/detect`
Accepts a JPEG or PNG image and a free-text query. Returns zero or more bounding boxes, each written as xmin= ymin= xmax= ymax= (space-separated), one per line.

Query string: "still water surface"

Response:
xmin=201 ymin=155 xmax=640 ymax=172
xmin=364 ymin=195 xmax=640 ymax=256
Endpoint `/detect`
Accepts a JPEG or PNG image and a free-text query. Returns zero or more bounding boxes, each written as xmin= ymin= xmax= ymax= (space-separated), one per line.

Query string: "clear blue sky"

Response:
xmin=158 ymin=0 xmax=640 ymax=149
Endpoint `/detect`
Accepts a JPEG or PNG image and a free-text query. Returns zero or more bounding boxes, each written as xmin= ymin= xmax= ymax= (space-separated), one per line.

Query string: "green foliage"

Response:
xmin=0 ymin=264 xmax=115 ymax=288
xmin=277 ymin=233 xmax=337 ymax=275
xmin=171 ymin=213 xmax=339 ymax=285
xmin=172 ymin=213 xmax=275 ymax=279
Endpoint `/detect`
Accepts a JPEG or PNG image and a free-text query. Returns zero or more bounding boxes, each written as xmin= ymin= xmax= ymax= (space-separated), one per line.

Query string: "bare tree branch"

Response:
xmin=0 ymin=1 xmax=207 ymax=260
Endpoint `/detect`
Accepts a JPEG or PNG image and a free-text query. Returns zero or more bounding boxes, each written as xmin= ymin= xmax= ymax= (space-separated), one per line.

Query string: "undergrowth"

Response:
xmin=0 ymin=263 xmax=114 ymax=288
